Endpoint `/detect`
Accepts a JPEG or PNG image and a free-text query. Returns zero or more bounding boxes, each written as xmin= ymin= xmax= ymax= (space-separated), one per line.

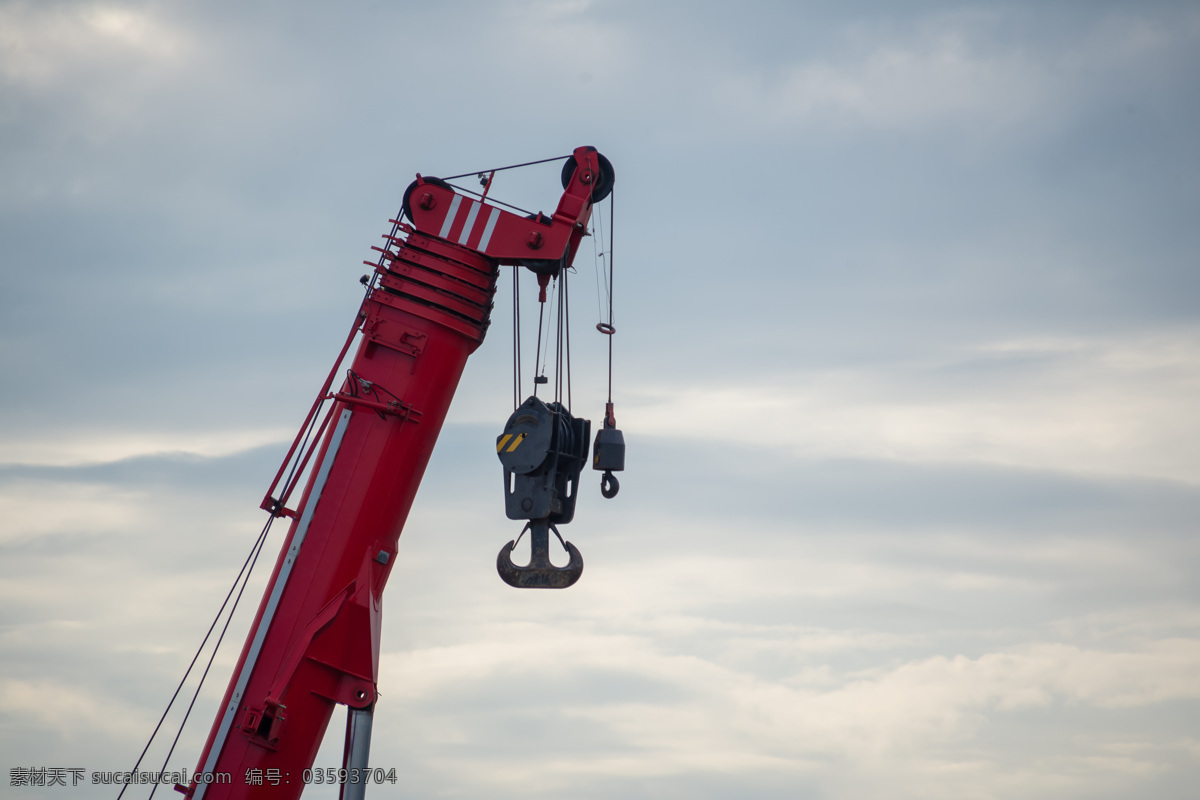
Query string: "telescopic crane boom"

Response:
xmin=175 ymin=146 xmax=618 ymax=799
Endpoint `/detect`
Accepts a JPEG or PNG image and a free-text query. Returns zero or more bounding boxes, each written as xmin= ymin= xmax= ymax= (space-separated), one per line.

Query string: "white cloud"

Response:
xmin=710 ymin=9 xmax=1200 ymax=137
xmin=0 ymin=678 xmax=152 ymax=739
xmin=718 ymin=33 xmax=1048 ymax=133
xmin=375 ymin=628 xmax=1200 ymax=796
xmin=492 ymin=0 xmax=633 ymax=91
xmin=1 ymin=3 xmax=1197 ymax=797
xmin=0 ymin=2 xmax=190 ymax=88
xmin=0 ymin=480 xmax=147 ymax=541
xmin=625 ymin=328 xmax=1200 ymax=484
xmin=0 ymin=427 xmax=290 ymax=468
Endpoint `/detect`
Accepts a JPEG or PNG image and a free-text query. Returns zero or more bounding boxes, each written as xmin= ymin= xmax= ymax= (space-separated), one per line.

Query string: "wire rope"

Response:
xmin=543 ymin=276 xmax=558 ymax=385
xmin=533 ymin=291 xmax=545 ymax=397
xmin=441 ymin=154 xmax=571 ymax=181
xmin=606 ymin=188 xmax=615 ymax=405
xmin=554 ymin=273 xmax=563 ymax=405
xmin=565 ymin=267 xmax=573 ymax=411
xmin=116 ymin=515 xmax=274 ymax=800
xmin=145 ymin=523 xmax=272 ymax=799
xmin=442 ymin=182 xmax=536 ymax=217
xmin=512 ymin=267 xmax=521 ymax=408
xmin=125 ymin=202 xmax=401 ymax=798
xmin=591 ymin=203 xmax=608 ymax=323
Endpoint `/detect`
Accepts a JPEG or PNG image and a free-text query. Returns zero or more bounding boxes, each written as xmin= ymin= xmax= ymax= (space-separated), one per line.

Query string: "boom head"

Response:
xmin=401 ymin=146 xmax=614 ymax=273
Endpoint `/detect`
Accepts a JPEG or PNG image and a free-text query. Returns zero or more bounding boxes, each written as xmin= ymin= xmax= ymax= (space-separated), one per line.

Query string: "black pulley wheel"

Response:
xmin=401 ymin=176 xmax=452 ymax=222
xmin=561 ymin=151 xmax=614 ymax=202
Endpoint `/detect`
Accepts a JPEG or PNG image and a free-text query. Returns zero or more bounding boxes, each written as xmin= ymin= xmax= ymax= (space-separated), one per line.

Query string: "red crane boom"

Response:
xmin=177 ymin=146 xmax=612 ymax=799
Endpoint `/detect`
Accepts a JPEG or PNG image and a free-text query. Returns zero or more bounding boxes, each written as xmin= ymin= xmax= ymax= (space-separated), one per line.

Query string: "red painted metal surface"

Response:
xmin=406 ymin=146 xmax=602 ymax=267
xmin=179 ymin=147 xmax=605 ymax=799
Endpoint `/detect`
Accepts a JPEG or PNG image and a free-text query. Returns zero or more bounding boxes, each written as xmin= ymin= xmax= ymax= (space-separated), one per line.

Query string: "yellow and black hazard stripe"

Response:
xmin=496 ymin=433 xmax=527 ymax=453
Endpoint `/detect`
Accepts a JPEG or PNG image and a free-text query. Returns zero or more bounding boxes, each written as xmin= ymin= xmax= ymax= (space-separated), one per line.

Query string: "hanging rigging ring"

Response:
xmin=596 ymin=322 xmax=616 ymax=335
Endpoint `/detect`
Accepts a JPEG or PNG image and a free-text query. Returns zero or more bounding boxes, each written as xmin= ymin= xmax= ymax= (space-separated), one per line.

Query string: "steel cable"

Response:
xmin=123 ymin=203 xmax=401 ymax=798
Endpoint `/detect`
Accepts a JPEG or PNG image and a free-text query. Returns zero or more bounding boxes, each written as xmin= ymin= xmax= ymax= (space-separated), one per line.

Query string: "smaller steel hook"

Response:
xmin=600 ymin=470 xmax=619 ymax=499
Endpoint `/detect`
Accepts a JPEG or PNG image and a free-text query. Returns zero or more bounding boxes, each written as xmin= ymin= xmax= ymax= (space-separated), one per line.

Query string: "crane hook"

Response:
xmin=496 ymin=519 xmax=583 ymax=589
xmin=600 ymin=470 xmax=619 ymax=499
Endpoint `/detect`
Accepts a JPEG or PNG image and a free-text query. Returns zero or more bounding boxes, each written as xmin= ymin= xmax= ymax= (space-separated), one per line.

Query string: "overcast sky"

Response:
xmin=2 ymin=1 xmax=1199 ymax=798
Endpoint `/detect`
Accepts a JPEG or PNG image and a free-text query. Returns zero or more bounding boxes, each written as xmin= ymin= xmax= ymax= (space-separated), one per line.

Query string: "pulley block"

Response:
xmin=497 ymin=396 xmax=589 ymax=523
xmin=496 ymin=396 xmax=590 ymax=589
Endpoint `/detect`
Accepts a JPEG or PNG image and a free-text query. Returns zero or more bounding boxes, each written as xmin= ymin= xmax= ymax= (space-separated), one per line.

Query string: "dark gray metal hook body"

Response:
xmin=497 ymin=519 xmax=583 ymax=589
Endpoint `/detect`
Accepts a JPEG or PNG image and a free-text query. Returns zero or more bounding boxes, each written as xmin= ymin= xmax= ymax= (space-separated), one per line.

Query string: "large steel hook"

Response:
xmin=496 ymin=519 xmax=583 ymax=589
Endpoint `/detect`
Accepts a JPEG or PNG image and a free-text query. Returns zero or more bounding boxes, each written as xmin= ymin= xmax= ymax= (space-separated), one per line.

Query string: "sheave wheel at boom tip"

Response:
xmin=560 ymin=152 xmax=614 ymax=202
xmin=401 ymin=176 xmax=453 ymax=223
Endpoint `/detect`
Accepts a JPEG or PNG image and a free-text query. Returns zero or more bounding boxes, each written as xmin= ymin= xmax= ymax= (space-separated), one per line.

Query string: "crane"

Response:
xmin=152 ymin=146 xmax=622 ymax=799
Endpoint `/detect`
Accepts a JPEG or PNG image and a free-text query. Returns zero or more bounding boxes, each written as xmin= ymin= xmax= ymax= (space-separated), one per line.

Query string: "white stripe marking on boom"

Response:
xmin=438 ymin=194 xmax=463 ymax=239
xmin=458 ymin=200 xmax=481 ymax=245
xmin=477 ymin=207 xmax=501 ymax=252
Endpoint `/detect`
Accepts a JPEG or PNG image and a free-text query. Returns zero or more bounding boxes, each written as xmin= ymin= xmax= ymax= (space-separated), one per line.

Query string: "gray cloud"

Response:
xmin=2 ymin=1 xmax=1198 ymax=797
